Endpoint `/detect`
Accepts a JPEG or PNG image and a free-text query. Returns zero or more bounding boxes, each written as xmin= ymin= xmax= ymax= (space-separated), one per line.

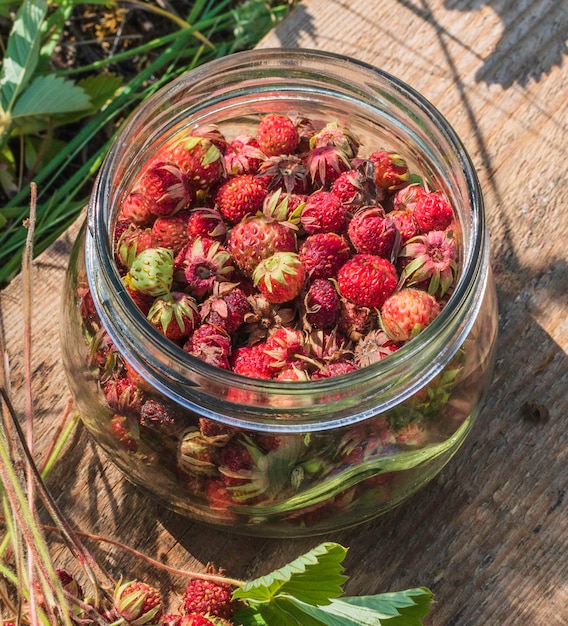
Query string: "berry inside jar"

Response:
xmin=71 ymin=100 xmax=495 ymax=536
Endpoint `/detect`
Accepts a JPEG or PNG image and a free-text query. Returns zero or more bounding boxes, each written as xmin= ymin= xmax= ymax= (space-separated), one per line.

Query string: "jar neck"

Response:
xmin=86 ymin=48 xmax=489 ymax=432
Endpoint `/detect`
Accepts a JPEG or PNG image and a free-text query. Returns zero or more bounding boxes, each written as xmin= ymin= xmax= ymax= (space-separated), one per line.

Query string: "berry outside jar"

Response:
xmin=60 ymin=49 xmax=498 ymax=537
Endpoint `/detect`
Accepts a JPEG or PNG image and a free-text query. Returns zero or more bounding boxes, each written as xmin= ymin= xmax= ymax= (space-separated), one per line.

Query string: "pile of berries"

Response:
xmin=112 ymin=113 xmax=458 ymax=381
xmin=76 ymin=112 xmax=466 ymax=529
xmin=2 ymin=568 xmax=238 ymax=625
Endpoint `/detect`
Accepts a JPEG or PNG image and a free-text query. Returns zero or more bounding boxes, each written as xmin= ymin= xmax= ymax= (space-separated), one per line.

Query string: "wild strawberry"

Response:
xmin=398 ymin=229 xmax=458 ymax=297
xmin=113 ymin=579 xmax=163 ymax=625
xmin=380 ymin=287 xmax=441 ymax=341
xmin=178 ymin=237 xmax=234 ymax=298
xmin=148 ymin=291 xmax=199 ymax=341
xmin=215 ymin=174 xmax=268 ymax=223
xmin=274 ymin=364 xmax=311 ymax=381
xmin=354 ymin=329 xmax=399 ymax=367
xmin=347 ymin=206 xmax=401 ymax=260
xmin=56 ymin=569 xmax=83 ymax=600
xmin=161 ymin=615 xmax=184 ymax=626
xmin=139 ymin=398 xmax=180 ymax=436
xmin=392 ymin=183 xmax=427 ymax=211
xmin=224 ymin=134 xmax=265 ymax=175
xmin=241 ymin=293 xmax=297 ymax=343
xmin=253 ymin=251 xmax=306 ymax=303
xmin=309 ymin=121 xmax=360 ymax=159
xmin=337 ymin=298 xmax=377 ymax=341
xmin=181 ymin=616 xmax=216 ymax=626
xmin=311 ymin=360 xmax=358 ymax=379
xmin=183 ymin=577 xmax=234 ymax=620
xmin=119 ymin=191 xmax=154 ymax=225
xmin=395 ymin=422 xmax=428 ymax=447
xmin=125 ymin=283 xmax=155 ymax=316
xmin=178 ymin=429 xmax=219 ymax=476
xmin=167 ymin=134 xmax=226 ymax=189
xmin=411 ymin=190 xmax=454 ymax=232
xmin=305 ymin=145 xmax=351 ymax=187
xmin=227 ymin=213 xmax=296 ymax=277
xmin=264 ymin=327 xmax=307 ymax=370
xmin=256 ymin=113 xmax=299 ymax=156
xmin=125 ymin=247 xmax=174 ymax=297
xmin=304 ymin=279 xmax=340 ymax=329
xmin=330 ymin=167 xmax=378 ymax=206
xmin=116 ymin=225 xmax=158 ymax=270
xmin=300 ymin=191 xmax=347 ymax=234
xmin=231 ymin=343 xmax=272 ymax=379
xmin=185 ymin=324 xmax=232 ymax=370
xmin=337 ymin=254 xmax=398 ymax=307
xmin=187 ymin=207 xmax=227 ymax=242
xmin=103 ymin=376 xmax=144 ymax=416
xmin=369 ymin=150 xmax=409 ymax=191
xmin=299 ymin=232 xmax=350 ymax=280
xmin=138 ymin=161 xmax=193 ymax=216
xmin=388 ymin=209 xmax=420 ymax=243
xmin=257 ymin=154 xmax=308 ymax=194
xmin=151 ymin=212 xmax=190 ymax=254
xmin=199 ymin=417 xmax=235 ymax=445
xmin=200 ymin=286 xmax=252 ymax=333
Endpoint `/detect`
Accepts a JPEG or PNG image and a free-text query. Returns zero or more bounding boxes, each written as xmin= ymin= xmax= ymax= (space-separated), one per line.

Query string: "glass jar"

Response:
xmin=61 ymin=49 xmax=498 ymax=537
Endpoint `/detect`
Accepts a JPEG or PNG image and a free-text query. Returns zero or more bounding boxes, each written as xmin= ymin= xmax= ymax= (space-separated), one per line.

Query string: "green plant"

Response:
xmin=0 ymin=0 xmax=296 ymax=286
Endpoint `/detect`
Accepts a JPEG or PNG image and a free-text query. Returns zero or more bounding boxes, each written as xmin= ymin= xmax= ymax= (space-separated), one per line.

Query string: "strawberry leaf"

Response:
xmin=233 ymin=542 xmax=347 ymax=606
xmin=11 ymin=75 xmax=91 ymax=119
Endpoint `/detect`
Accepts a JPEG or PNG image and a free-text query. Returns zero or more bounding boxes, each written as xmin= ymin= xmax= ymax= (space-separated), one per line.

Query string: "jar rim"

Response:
xmin=86 ymin=48 xmax=488 ymax=432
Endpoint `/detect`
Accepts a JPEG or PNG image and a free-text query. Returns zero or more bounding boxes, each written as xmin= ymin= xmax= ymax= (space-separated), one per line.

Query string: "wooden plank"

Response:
xmin=1 ymin=0 xmax=567 ymax=623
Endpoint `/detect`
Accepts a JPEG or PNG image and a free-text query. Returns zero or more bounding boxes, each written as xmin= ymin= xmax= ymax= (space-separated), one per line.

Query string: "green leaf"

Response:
xmin=234 ymin=542 xmax=348 ymax=606
xmin=0 ymin=0 xmax=48 ymax=113
xmin=78 ymin=74 xmax=123 ymax=112
xmin=11 ymin=74 xmax=91 ymax=118
xmin=236 ymin=588 xmax=434 ymax=626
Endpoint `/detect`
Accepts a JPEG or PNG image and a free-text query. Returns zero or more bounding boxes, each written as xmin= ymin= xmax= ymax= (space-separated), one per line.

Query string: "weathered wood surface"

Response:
xmin=1 ymin=0 xmax=567 ymax=623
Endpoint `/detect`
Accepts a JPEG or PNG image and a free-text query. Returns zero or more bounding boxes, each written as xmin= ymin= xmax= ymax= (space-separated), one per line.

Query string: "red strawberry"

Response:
xmin=337 ymin=254 xmax=398 ymax=308
xmin=224 ymin=134 xmax=265 ymax=175
xmin=347 ymin=206 xmax=401 ymax=260
xmin=181 ymin=616 xmax=216 ymax=626
xmin=299 ymin=232 xmax=350 ymax=280
xmin=380 ymin=287 xmax=441 ymax=341
xmin=227 ymin=213 xmax=296 ymax=277
xmin=199 ymin=287 xmax=253 ymax=333
xmin=369 ymin=150 xmax=409 ymax=191
xmin=330 ymin=167 xmax=378 ymax=206
xmin=184 ymin=323 xmax=232 ymax=370
xmin=337 ymin=298 xmax=377 ymax=342
xmin=113 ymin=579 xmax=163 ymax=624
xmin=411 ymin=190 xmax=454 ymax=232
xmin=305 ymin=145 xmax=351 ymax=187
xmin=231 ymin=343 xmax=272 ymax=379
xmin=215 ymin=174 xmax=268 ymax=223
xmin=187 ymin=207 xmax=227 ymax=242
xmin=304 ymin=279 xmax=340 ymax=329
xmin=311 ymin=360 xmax=358 ymax=379
xmin=119 ymin=191 xmax=154 ymax=225
xmin=398 ymin=229 xmax=458 ymax=297
xmin=256 ymin=113 xmax=299 ymax=156
xmin=116 ymin=224 xmax=158 ymax=270
xmin=147 ymin=291 xmax=199 ymax=341
xmin=300 ymin=191 xmax=347 ymax=234
xmin=183 ymin=577 xmax=234 ymax=619
xmin=392 ymin=183 xmax=427 ymax=211
xmin=309 ymin=121 xmax=360 ymax=159
xmin=151 ymin=211 xmax=190 ymax=254
xmin=177 ymin=237 xmax=234 ymax=298
xmin=388 ymin=209 xmax=420 ymax=243
xmin=103 ymin=375 xmax=144 ymax=416
xmin=125 ymin=283 xmax=155 ymax=316
xmin=265 ymin=327 xmax=307 ymax=370
xmin=167 ymin=135 xmax=226 ymax=189
xmin=178 ymin=429 xmax=219 ymax=476
xmin=109 ymin=415 xmax=139 ymax=452
xmin=252 ymin=251 xmax=306 ymax=303
xmin=138 ymin=161 xmax=193 ymax=216
xmin=354 ymin=329 xmax=399 ymax=367
xmin=139 ymin=398 xmax=180 ymax=435
xmin=257 ymin=154 xmax=308 ymax=194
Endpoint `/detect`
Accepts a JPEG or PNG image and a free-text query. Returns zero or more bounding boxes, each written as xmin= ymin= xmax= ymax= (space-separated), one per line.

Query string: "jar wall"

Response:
xmin=61 ymin=49 xmax=498 ymax=536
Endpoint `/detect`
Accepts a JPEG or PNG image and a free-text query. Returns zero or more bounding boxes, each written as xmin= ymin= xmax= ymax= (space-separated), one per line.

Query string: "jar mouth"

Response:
xmin=86 ymin=48 xmax=488 ymax=432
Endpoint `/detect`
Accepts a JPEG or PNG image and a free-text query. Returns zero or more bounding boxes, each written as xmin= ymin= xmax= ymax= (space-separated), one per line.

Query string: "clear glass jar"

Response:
xmin=61 ymin=49 xmax=497 ymax=537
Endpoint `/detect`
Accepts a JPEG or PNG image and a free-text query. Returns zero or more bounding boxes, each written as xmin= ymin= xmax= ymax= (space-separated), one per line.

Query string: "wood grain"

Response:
xmin=1 ymin=1 xmax=566 ymax=623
